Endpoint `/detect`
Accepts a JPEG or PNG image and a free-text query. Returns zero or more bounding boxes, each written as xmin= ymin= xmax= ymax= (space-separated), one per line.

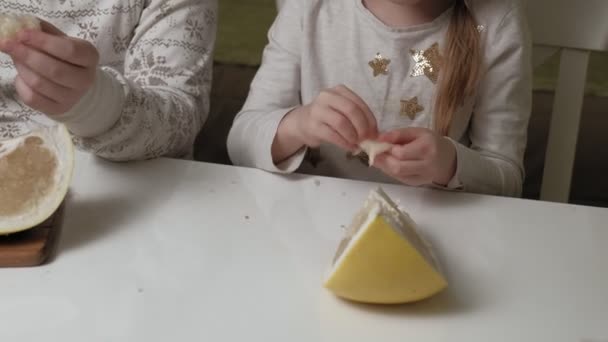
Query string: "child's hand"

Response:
xmin=293 ymin=85 xmax=378 ymax=151
xmin=0 ymin=21 xmax=100 ymax=116
xmin=373 ymin=128 xmax=457 ymax=186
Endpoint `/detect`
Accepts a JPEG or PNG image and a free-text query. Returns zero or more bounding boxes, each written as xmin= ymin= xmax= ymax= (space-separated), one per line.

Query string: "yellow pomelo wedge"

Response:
xmin=0 ymin=124 xmax=74 ymax=235
xmin=324 ymin=188 xmax=447 ymax=304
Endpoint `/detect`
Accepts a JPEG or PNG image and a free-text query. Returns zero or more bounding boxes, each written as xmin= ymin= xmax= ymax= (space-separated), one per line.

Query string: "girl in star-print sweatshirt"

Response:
xmin=227 ymin=0 xmax=532 ymax=197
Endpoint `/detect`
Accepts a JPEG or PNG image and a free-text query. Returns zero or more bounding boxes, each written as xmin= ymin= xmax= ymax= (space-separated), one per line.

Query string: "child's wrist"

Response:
xmin=272 ymin=106 xmax=308 ymax=163
xmin=281 ymin=106 xmax=307 ymax=145
xmin=432 ymin=137 xmax=457 ymax=186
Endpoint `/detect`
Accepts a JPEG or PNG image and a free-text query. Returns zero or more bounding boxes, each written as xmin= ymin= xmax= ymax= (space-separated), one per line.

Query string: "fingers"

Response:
xmin=315 ymin=86 xmax=378 ymax=145
xmin=395 ymin=175 xmax=428 ymax=187
xmin=320 ymin=108 xmax=359 ymax=146
xmin=319 ymin=89 xmax=368 ymax=142
xmin=317 ymin=123 xmax=355 ymax=152
xmin=20 ymin=29 xmax=99 ymax=67
xmin=8 ymin=42 xmax=91 ymax=88
xmin=378 ymin=128 xmax=439 ymax=161
xmin=0 ymin=21 xmax=99 ymax=117
xmin=39 ymin=20 xmax=67 ymax=36
xmin=14 ymin=75 xmax=65 ymax=116
xmin=388 ymin=138 xmax=435 ymax=161
xmin=375 ymin=154 xmax=426 ymax=176
xmin=13 ymin=62 xmax=74 ymax=103
xmin=374 ymin=154 xmax=431 ymax=186
xmin=333 ymin=85 xmax=378 ymax=136
xmin=378 ymin=127 xmax=428 ymax=145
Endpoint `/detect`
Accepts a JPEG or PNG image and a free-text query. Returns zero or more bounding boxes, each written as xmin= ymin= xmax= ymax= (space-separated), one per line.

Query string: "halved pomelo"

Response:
xmin=324 ymin=188 xmax=447 ymax=304
xmin=0 ymin=124 xmax=74 ymax=235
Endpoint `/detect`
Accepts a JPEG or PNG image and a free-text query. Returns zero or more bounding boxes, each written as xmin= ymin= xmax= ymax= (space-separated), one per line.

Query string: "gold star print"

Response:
xmin=410 ymin=42 xmax=444 ymax=84
xmin=400 ymin=97 xmax=424 ymax=120
xmin=368 ymin=53 xmax=391 ymax=77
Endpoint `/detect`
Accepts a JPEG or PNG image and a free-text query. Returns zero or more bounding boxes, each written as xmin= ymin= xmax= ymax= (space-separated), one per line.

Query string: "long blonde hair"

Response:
xmin=434 ymin=0 xmax=482 ymax=136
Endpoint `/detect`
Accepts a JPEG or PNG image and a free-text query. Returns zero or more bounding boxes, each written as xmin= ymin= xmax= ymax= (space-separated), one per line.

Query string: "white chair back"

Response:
xmin=528 ymin=0 xmax=608 ymax=203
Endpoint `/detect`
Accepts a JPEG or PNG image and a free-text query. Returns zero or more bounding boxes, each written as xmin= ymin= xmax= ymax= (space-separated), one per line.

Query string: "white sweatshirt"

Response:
xmin=227 ymin=0 xmax=532 ymax=197
xmin=0 ymin=0 xmax=217 ymax=161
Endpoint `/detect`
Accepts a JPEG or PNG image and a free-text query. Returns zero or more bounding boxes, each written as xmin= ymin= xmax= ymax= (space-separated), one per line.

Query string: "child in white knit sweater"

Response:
xmin=0 ymin=1 xmax=217 ymax=161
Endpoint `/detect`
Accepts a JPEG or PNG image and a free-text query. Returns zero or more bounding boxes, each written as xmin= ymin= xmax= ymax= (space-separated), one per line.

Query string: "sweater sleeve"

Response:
xmin=226 ymin=0 xmax=307 ymax=173
xmin=451 ymin=3 xmax=532 ymax=197
xmin=54 ymin=0 xmax=217 ymax=161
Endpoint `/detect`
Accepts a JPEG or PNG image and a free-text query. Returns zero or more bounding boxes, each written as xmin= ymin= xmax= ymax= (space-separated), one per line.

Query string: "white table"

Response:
xmin=1 ymin=152 xmax=607 ymax=341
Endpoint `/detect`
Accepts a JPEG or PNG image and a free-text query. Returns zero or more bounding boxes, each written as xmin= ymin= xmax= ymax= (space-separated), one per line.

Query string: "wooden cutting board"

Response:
xmin=0 ymin=205 xmax=64 ymax=268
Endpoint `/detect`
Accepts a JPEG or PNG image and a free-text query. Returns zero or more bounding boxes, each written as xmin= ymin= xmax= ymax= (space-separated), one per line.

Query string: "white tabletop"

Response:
xmin=1 ymin=151 xmax=607 ymax=341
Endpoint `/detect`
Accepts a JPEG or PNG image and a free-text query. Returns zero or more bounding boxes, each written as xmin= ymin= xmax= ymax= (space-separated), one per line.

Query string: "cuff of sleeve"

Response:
xmin=446 ymin=137 xmax=465 ymax=190
xmin=448 ymin=136 xmax=490 ymax=192
xmin=52 ymin=68 xmax=125 ymax=138
xmin=261 ymin=107 xmax=307 ymax=174
xmin=431 ymin=138 xmax=464 ymax=191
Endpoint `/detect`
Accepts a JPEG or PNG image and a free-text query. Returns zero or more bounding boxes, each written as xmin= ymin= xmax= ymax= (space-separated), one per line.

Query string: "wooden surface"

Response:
xmin=0 ymin=205 xmax=64 ymax=268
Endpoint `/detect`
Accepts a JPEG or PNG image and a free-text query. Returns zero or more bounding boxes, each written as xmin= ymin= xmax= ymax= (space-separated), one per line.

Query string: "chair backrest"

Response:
xmin=527 ymin=0 xmax=608 ymax=203
xmin=527 ymin=0 xmax=608 ymax=52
